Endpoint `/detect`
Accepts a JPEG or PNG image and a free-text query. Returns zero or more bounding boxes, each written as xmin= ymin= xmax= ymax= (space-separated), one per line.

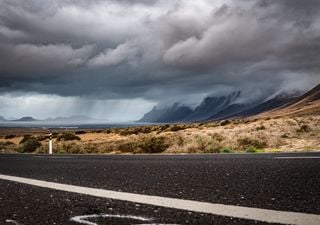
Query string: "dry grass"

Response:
xmin=1 ymin=115 xmax=320 ymax=154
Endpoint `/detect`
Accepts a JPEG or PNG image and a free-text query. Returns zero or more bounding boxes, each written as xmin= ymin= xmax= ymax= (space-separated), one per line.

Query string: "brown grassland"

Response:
xmin=0 ymin=114 xmax=319 ymax=154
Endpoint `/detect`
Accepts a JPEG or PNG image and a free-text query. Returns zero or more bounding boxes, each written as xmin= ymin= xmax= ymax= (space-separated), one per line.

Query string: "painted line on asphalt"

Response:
xmin=70 ymin=214 xmax=179 ymax=225
xmin=274 ymin=156 xmax=320 ymax=159
xmin=0 ymin=174 xmax=319 ymax=225
xmin=5 ymin=219 xmax=20 ymax=225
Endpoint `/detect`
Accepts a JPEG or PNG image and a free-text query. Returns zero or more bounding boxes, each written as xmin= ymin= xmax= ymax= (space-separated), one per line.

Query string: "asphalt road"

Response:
xmin=0 ymin=152 xmax=319 ymax=225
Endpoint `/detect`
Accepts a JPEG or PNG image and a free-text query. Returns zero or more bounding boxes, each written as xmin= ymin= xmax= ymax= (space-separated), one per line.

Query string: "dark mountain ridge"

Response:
xmin=0 ymin=115 xmax=97 ymax=123
xmin=280 ymin=83 xmax=320 ymax=107
xmin=138 ymin=103 xmax=193 ymax=123
xmin=260 ymin=83 xmax=320 ymax=117
xmin=183 ymin=91 xmax=242 ymax=121
xmin=138 ymin=87 xmax=312 ymax=123
xmin=225 ymin=91 xmax=302 ymax=119
xmin=13 ymin=116 xmax=38 ymax=122
xmin=139 ymin=91 xmax=246 ymax=123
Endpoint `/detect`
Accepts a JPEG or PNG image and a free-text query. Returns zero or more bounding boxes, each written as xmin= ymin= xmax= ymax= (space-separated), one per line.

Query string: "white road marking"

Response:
xmin=5 ymin=219 xmax=20 ymax=225
xmin=70 ymin=214 xmax=149 ymax=225
xmin=274 ymin=156 xmax=320 ymax=159
xmin=70 ymin=214 xmax=178 ymax=225
xmin=0 ymin=174 xmax=319 ymax=225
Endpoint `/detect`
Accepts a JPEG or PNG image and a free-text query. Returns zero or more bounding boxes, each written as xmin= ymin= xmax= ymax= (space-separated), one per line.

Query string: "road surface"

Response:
xmin=0 ymin=152 xmax=319 ymax=225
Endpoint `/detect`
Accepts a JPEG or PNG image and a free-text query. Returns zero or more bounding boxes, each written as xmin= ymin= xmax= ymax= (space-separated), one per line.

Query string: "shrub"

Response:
xmin=204 ymin=142 xmax=221 ymax=153
xmin=193 ymin=135 xmax=221 ymax=153
xmin=111 ymin=135 xmax=170 ymax=154
xmin=57 ymin=133 xmax=81 ymax=141
xmin=210 ymin=133 xmax=225 ymax=142
xmin=303 ymin=146 xmax=314 ymax=151
xmin=5 ymin=134 xmax=16 ymax=139
xmin=245 ymin=147 xmax=264 ymax=153
xmin=175 ymin=134 xmax=185 ymax=146
xmin=119 ymin=129 xmax=129 ymax=136
xmin=220 ymin=120 xmax=231 ymax=126
xmin=118 ymin=126 xmax=155 ymax=136
xmin=117 ymin=141 xmax=140 ymax=153
xmin=160 ymin=124 xmax=170 ymax=131
xmin=58 ymin=142 xmax=82 ymax=154
xmin=193 ymin=135 xmax=208 ymax=152
xmin=0 ymin=141 xmax=15 ymax=148
xmin=169 ymin=125 xmax=185 ymax=132
xmin=75 ymin=130 xmax=87 ymax=135
xmin=19 ymin=139 xmax=41 ymax=153
xmin=51 ymin=132 xmax=59 ymax=138
xmin=0 ymin=141 xmax=16 ymax=152
xmin=237 ymin=137 xmax=268 ymax=150
xmin=83 ymin=143 xmax=105 ymax=154
xmin=281 ymin=133 xmax=289 ymax=138
xmin=19 ymin=135 xmax=33 ymax=144
xmin=140 ymin=126 xmax=153 ymax=133
xmin=119 ymin=128 xmax=139 ymax=136
xmin=219 ymin=147 xmax=234 ymax=153
xmin=255 ymin=125 xmax=266 ymax=131
xmin=0 ymin=141 xmax=14 ymax=145
xmin=36 ymin=144 xmax=49 ymax=154
xmin=138 ymin=136 xmax=170 ymax=153
xmin=36 ymin=135 xmax=49 ymax=141
xmin=296 ymin=125 xmax=312 ymax=133
xmin=269 ymin=148 xmax=281 ymax=153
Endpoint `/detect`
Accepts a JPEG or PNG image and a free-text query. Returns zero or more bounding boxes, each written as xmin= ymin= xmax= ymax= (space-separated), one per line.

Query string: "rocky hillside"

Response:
xmin=139 ymin=84 xmax=320 ymax=122
xmin=261 ymin=84 xmax=320 ymax=117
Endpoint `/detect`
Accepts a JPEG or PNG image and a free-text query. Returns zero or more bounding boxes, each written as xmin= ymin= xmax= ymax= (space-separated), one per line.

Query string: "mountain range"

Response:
xmin=260 ymin=83 xmax=320 ymax=117
xmin=13 ymin=116 xmax=38 ymax=122
xmin=139 ymin=103 xmax=193 ymax=123
xmin=0 ymin=115 xmax=96 ymax=123
xmin=2 ymin=83 xmax=320 ymax=124
xmin=138 ymin=83 xmax=320 ymax=123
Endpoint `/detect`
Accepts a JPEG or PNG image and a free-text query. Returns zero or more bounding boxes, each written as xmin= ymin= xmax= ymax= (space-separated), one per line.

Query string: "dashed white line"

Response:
xmin=0 ymin=174 xmax=319 ymax=225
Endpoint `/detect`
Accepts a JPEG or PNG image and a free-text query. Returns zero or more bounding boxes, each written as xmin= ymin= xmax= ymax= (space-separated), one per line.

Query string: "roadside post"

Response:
xmin=49 ymin=133 xmax=53 ymax=155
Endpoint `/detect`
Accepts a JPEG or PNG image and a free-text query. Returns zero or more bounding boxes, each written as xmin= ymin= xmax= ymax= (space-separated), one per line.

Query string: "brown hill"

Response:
xmin=260 ymin=83 xmax=320 ymax=117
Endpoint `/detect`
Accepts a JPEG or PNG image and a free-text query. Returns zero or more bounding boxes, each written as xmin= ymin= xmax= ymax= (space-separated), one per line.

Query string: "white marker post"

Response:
xmin=49 ymin=133 xmax=53 ymax=155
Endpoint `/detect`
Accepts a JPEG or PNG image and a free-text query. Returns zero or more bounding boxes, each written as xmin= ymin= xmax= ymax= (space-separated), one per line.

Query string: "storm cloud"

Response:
xmin=0 ymin=0 xmax=320 ymax=120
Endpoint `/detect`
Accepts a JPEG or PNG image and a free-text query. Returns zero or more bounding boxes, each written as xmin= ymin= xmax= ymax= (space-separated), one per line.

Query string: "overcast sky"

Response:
xmin=0 ymin=0 xmax=320 ymax=121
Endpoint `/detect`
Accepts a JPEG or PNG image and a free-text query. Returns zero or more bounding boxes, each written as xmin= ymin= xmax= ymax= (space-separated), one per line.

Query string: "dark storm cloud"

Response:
xmin=0 ymin=0 xmax=320 ymax=104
